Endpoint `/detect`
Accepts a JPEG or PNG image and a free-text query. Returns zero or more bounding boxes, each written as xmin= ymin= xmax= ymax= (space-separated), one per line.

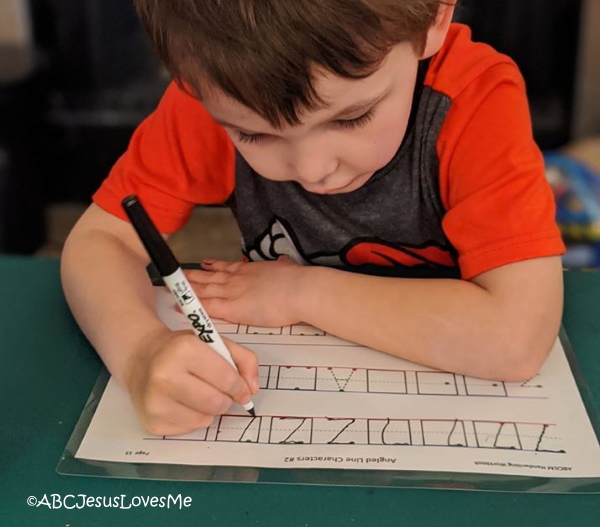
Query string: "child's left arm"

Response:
xmin=188 ymin=254 xmax=563 ymax=382
xmin=189 ymin=59 xmax=565 ymax=382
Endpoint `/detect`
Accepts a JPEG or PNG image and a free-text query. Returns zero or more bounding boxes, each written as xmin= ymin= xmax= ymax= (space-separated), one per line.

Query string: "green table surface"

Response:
xmin=1 ymin=256 xmax=599 ymax=526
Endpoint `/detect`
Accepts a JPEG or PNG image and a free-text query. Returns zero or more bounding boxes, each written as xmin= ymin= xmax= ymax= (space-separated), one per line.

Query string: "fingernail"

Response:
xmin=202 ymin=259 xmax=214 ymax=266
xmin=252 ymin=377 xmax=260 ymax=393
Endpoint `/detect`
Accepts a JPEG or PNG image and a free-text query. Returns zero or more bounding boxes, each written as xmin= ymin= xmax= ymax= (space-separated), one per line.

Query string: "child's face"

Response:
xmin=202 ymin=42 xmax=421 ymax=195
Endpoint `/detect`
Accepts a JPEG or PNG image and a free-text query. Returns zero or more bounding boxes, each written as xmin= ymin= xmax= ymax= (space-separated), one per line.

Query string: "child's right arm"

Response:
xmin=61 ymin=203 xmax=259 ymax=436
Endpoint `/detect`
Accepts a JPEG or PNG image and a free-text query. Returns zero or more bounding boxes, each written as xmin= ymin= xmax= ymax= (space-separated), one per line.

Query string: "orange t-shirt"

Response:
xmin=94 ymin=24 xmax=564 ymax=280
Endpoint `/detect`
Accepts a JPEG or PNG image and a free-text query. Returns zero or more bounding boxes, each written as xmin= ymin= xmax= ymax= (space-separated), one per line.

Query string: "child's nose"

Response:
xmin=289 ymin=149 xmax=338 ymax=186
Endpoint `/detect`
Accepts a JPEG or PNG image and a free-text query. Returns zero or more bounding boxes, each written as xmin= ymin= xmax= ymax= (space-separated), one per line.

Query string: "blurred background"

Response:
xmin=0 ymin=0 xmax=599 ymax=266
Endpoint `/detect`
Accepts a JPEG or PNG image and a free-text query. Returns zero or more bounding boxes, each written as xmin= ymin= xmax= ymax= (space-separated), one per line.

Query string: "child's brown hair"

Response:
xmin=134 ymin=0 xmax=445 ymax=126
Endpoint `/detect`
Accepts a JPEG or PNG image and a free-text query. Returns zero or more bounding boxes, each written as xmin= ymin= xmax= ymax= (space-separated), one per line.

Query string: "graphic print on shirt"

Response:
xmin=244 ymin=217 xmax=456 ymax=272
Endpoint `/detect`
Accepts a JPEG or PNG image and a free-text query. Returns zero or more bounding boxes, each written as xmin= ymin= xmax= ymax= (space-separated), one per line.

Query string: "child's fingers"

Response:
xmin=131 ymin=332 xmax=256 ymax=437
xmin=195 ymin=282 xmax=229 ymax=299
xmin=170 ymin=372 xmax=235 ymax=416
xmin=181 ymin=337 xmax=254 ymax=403
xmin=186 ymin=269 xmax=229 ymax=285
xmin=140 ymin=398 xmax=215 ymax=437
xmin=201 ymin=259 xmax=244 ymax=273
xmin=225 ymin=338 xmax=260 ymax=395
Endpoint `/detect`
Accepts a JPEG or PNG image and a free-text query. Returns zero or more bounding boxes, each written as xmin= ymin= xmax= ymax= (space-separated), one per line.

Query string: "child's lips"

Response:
xmin=320 ymin=173 xmax=373 ymax=194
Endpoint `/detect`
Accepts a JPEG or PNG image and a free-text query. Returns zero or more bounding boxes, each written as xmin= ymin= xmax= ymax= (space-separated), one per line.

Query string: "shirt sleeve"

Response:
xmin=437 ymin=62 xmax=565 ymax=280
xmin=93 ymin=82 xmax=236 ymax=233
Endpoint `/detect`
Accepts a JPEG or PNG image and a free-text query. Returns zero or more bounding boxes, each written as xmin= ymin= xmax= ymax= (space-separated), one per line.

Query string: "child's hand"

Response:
xmin=186 ymin=258 xmax=306 ymax=327
xmin=125 ymin=329 xmax=259 ymax=436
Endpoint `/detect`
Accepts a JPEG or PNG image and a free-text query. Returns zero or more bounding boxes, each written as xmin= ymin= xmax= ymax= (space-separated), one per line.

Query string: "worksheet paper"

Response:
xmin=75 ymin=288 xmax=600 ymax=478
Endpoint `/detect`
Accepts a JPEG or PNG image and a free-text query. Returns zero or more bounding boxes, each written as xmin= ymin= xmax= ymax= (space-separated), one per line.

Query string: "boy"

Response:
xmin=61 ymin=0 xmax=565 ymax=436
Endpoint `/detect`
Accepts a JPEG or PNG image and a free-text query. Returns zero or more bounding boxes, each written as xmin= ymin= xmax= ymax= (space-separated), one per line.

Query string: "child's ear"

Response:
xmin=420 ymin=2 xmax=456 ymax=59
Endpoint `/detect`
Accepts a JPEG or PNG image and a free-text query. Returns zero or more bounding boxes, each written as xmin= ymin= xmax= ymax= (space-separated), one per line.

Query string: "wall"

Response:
xmin=573 ymin=0 xmax=600 ymax=138
xmin=0 ymin=0 xmax=32 ymax=46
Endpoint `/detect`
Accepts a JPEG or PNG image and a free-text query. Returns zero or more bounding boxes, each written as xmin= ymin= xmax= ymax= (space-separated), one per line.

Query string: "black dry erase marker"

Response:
xmin=121 ymin=195 xmax=256 ymax=417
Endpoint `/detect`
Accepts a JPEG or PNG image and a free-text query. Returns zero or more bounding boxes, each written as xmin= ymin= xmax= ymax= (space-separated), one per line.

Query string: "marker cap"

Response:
xmin=121 ymin=195 xmax=179 ymax=276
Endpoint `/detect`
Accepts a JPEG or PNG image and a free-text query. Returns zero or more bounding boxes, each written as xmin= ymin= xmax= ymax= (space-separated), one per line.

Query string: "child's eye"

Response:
xmin=334 ymin=108 xmax=376 ymax=129
xmin=236 ymin=131 xmax=267 ymax=144
xmin=234 ymin=107 xmax=376 ymax=144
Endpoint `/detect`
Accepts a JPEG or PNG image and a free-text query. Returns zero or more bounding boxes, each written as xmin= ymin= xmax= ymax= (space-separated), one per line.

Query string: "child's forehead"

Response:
xmin=203 ymin=42 xmax=415 ymax=127
xmin=309 ymin=42 xmax=414 ymax=102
